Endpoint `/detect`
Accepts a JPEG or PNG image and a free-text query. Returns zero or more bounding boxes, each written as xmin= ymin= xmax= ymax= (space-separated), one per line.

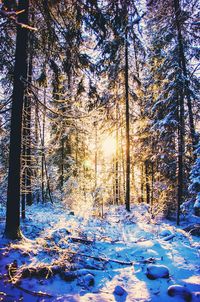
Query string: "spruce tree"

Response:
xmin=4 ymin=0 xmax=29 ymax=239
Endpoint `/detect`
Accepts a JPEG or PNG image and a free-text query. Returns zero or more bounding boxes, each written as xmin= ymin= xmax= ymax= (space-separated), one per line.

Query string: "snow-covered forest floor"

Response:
xmin=0 ymin=202 xmax=200 ymax=302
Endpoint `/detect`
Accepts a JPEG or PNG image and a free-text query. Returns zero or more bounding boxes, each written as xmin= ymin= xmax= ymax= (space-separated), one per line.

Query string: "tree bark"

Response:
xmin=4 ymin=0 xmax=29 ymax=239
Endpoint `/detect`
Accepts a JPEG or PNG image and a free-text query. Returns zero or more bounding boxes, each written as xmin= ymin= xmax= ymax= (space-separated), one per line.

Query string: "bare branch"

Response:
xmin=0 ymin=7 xmax=37 ymax=31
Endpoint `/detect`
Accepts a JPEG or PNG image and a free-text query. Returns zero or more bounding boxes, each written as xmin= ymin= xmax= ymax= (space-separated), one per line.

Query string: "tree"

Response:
xmin=173 ymin=0 xmax=199 ymax=154
xmin=21 ymin=35 xmax=34 ymax=218
xmin=4 ymin=0 xmax=29 ymax=239
xmin=144 ymin=0 xmax=200 ymax=222
xmin=125 ymin=26 xmax=130 ymax=211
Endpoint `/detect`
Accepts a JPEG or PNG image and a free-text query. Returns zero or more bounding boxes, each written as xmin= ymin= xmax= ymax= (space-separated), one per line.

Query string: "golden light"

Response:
xmin=102 ymin=135 xmax=116 ymax=158
xmin=83 ymin=159 xmax=91 ymax=169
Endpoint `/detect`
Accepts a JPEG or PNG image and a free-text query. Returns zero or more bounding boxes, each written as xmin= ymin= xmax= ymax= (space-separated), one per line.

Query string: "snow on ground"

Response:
xmin=0 ymin=202 xmax=200 ymax=302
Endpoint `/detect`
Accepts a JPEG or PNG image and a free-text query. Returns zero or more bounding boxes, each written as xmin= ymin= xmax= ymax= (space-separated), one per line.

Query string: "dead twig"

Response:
xmin=0 ymin=8 xmax=37 ymax=31
xmin=68 ymin=237 xmax=93 ymax=245
xmin=42 ymin=246 xmax=133 ymax=266
xmin=15 ymin=285 xmax=53 ymax=298
xmin=6 ymin=262 xmax=53 ymax=298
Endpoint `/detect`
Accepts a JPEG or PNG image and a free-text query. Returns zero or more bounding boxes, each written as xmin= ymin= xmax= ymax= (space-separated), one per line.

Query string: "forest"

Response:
xmin=0 ymin=0 xmax=200 ymax=301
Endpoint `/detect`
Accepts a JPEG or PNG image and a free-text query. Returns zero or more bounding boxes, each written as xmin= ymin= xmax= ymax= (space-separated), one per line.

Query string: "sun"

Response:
xmin=102 ymin=135 xmax=116 ymax=158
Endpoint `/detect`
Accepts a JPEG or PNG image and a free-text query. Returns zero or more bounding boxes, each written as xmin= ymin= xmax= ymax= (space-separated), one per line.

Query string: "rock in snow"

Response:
xmin=113 ymin=285 xmax=126 ymax=296
xmin=83 ymin=274 xmax=95 ymax=287
xmin=193 ymin=292 xmax=200 ymax=302
xmin=61 ymin=271 xmax=76 ymax=282
xmin=159 ymin=229 xmax=172 ymax=237
xmin=167 ymin=285 xmax=192 ymax=302
xmin=146 ymin=264 xmax=169 ymax=280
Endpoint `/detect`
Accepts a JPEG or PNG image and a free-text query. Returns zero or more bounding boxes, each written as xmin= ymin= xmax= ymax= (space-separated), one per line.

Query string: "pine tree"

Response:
xmin=4 ymin=0 xmax=29 ymax=239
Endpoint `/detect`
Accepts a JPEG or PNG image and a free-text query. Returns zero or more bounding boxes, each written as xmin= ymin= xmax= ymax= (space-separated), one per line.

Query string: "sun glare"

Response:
xmin=102 ymin=135 xmax=116 ymax=157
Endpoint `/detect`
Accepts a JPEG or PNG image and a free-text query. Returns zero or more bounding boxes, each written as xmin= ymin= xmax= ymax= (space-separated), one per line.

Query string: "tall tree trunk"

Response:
xmin=145 ymin=160 xmax=150 ymax=204
xmin=174 ymin=0 xmax=186 ymax=225
xmin=120 ymin=125 xmax=126 ymax=202
xmin=26 ymin=46 xmax=33 ymax=206
xmin=4 ymin=0 xmax=29 ymax=239
xmin=150 ymin=141 xmax=154 ymax=206
xmin=177 ymin=93 xmax=185 ymax=226
xmin=115 ymin=101 xmax=119 ymax=205
xmin=41 ymin=89 xmax=46 ymax=203
xmin=75 ymin=128 xmax=79 ymax=177
xmin=61 ymin=135 xmax=64 ymax=189
xmin=83 ymin=141 xmax=86 ymax=201
xmin=125 ymin=29 xmax=130 ymax=211
xmin=94 ymin=121 xmax=97 ymax=189
xmin=151 ymin=161 xmax=154 ymax=206
xmin=34 ymin=100 xmax=39 ymax=202
xmin=21 ymin=96 xmax=28 ymax=219
xmin=21 ymin=121 xmax=26 ymax=219
xmin=140 ymin=163 xmax=144 ymax=203
xmin=22 ymin=43 xmax=33 ymax=211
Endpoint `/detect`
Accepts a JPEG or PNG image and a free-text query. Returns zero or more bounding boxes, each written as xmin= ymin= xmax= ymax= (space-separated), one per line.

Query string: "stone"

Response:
xmin=167 ymin=285 xmax=192 ymax=302
xmin=83 ymin=274 xmax=94 ymax=286
xmin=159 ymin=229 xmax=172 ymax=237
xmin=113 ymin=285 xmax=126 ymax=296
xmin=193 ymin=292 xmax=200 ymax=301
xmin=60 ymin=271 xmax=76 ymax=282
xmin=146 ymin=264 xmax=169 ymax=280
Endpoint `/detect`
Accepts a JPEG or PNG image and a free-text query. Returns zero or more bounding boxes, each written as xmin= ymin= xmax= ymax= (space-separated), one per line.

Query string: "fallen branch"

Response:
xmin=68 ymin=251 xmax=133 ymax=266
xmin=68 ymin=237 xmax=93 ymax=245
xmin=42 ymin=245 xmax=133 ymax=266
xmin=138 ymin=257 xmax=157 ymax=264
xmin=183 ymin=224 xmax=200 ymax=236
xmin=15 ymin=285 xmax=53 ymax=298
xmin=0 ymin=292 xmax=14 ymax=299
